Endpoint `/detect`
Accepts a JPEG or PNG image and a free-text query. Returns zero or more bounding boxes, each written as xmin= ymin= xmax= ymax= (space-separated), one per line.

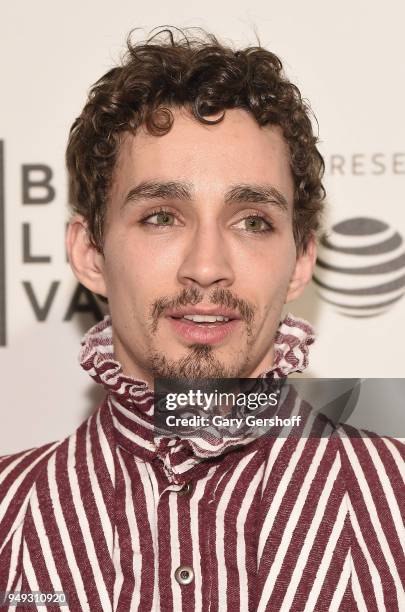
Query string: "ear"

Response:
xmin=66 ymin=215 xmax=108 ymax=297
xmin=285 ymin=236 xmax=317 ymax=303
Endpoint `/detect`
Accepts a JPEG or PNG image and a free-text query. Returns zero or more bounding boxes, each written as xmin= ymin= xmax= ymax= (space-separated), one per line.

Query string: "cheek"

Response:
xmin=103 ymin=243 xmax=139 ymax=300
xmin=234 ymin=237 xmax=296 ymax=289
xmin=104 ymin=239 xmax=177 ymax=304
xmin=242 ymin=267 xmax=291 ymax=307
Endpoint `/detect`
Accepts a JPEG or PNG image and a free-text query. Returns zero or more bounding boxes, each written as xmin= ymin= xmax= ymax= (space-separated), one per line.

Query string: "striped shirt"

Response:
xmin=0 ymin=314 xmax=404 ymax=611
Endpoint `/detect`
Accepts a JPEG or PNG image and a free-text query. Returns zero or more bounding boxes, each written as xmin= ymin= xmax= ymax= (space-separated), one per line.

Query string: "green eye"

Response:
xmin=244 ymin=216 xmax=267 ymax=231
xmin=140 ymin=209 xmax=180 ymax=228
xmin=155 ymin=211 xmax=174 ymax=225
xmin=142 ymin=211 xmax=176 ymax=225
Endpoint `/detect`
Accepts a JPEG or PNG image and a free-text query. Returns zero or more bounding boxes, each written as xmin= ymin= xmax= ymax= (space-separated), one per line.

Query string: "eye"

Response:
xmin=140 ymin=209 xmax=177 ymax=226
xmin=234 ymin=215 xmax=274 ymax=233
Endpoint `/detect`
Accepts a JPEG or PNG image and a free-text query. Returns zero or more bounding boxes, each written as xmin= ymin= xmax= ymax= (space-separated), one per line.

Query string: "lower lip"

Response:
xmin=167 ymin=317 xmax=241 ymax=345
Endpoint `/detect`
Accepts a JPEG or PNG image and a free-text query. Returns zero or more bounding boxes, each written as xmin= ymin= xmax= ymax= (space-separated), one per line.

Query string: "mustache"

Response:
xmin=149 ymin=287 xmax=256 ymax=333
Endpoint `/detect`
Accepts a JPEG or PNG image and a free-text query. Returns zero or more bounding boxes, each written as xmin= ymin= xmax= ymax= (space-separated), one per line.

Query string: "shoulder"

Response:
xmin=334 ymin=424 xmax=405 ymax=603
xmin=0 ymin=441 xmax=60 ymax=484
xmin=333 ymin=423 xmax=404 ymax=491
xmin=0 ymin=441 xmax=60 ymax=548
xmin=332 ymin=423 xmax=404 ymax=530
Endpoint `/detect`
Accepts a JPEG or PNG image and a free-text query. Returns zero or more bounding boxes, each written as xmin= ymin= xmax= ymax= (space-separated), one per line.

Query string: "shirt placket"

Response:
xmin=156 ymin=477 xmax=200 ymax=611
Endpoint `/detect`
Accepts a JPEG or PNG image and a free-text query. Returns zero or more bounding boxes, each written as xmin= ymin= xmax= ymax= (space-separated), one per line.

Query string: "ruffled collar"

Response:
xmin=79 ymin=313 xmax=315 ymax=484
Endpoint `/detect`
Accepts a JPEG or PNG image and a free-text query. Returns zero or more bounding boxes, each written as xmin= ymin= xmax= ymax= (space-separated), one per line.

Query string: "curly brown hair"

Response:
xmin=66 ymin=27 xmax=325 ymax=255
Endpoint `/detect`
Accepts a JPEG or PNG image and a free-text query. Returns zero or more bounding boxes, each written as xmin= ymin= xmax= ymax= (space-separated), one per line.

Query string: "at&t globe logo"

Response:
xmin=313 ymin=217 xmax=405 ymax=317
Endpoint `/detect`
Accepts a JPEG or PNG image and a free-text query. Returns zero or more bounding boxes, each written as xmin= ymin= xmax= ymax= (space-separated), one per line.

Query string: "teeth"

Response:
xmin=183 ymin=314 xmax=230 ymax=323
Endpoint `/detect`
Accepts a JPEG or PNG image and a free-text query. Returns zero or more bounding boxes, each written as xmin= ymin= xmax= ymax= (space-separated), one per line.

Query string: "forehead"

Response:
xmin=111 ymin=107 xmax=294 ymax=207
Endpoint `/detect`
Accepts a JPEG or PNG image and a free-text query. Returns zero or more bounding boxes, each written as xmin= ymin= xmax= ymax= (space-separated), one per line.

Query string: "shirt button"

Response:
xmin=175 ymin=565 xmax=194 ymax=585
xmin=177 ymin=481 xmax=193 ymax=496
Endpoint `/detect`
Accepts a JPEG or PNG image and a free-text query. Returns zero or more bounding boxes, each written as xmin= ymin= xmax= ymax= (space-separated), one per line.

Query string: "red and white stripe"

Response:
xmin=0 ymin=314 xmax=403 ymax=611
xmin=0 ymin=400 xmax=404 ymax=611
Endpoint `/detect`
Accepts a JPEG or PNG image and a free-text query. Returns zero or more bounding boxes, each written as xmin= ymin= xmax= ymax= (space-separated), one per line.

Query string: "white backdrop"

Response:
xmin=1 ymin=0 xmax=404 ymax=454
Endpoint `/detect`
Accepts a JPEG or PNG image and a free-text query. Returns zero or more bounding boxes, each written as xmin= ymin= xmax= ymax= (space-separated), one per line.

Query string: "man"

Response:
xmin=0 ymin=28 xmax=404 ymax=612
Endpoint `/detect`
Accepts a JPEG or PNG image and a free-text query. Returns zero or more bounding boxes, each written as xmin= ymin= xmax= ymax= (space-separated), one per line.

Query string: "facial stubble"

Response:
xmin=146 ymin=287 xmax=257 ymax=379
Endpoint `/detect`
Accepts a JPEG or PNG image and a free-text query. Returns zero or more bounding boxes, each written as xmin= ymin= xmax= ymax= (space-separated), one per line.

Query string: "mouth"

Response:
xmin=165 ymin=308 xmax=242 ymax=345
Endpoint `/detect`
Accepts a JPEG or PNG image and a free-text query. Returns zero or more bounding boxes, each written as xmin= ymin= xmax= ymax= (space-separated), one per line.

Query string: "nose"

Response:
xmin=177 ymin=223 xmax=235 ymax=289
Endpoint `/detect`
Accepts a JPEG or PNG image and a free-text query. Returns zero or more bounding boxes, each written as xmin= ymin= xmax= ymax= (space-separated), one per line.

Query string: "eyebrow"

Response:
xmin=224 ymin=184 xmax=288 ymax=212
xmin=121 ymin=180 xmax=289 ymax=213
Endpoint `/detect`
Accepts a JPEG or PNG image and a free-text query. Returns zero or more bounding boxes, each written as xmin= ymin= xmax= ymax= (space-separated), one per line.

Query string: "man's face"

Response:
xmin=75 ymin=108 xmax=313 ymax=385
